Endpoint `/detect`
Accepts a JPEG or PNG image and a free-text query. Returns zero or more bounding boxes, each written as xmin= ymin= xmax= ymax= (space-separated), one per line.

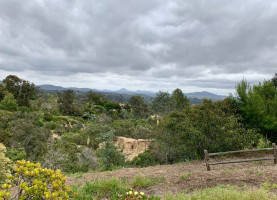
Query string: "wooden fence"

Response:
xmin=204 ymin=143 xmax=277 ymax=171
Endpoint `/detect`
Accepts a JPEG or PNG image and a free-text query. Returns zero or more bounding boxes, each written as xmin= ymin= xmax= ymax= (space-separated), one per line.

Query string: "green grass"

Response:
xmin=72 ymin=181 xmax=277 ymax=200
xmin=257 ymin=172 xmax=263 ymax=177
xmin=159 ymin=176 xmax=165 ymax=181
xmin=164 ymin=185 xmax=277 ymax=200
xmin=132 ymin=175 xmax=159 ymax=188
xmin=179 ymin=173 xmax=191 ymax=180
xmin=71 ymin=172 xmax=84 ymax=178
xmin=71 ymin=177 xmax=161 ymax=200
xmin=261 ymin=182 xmax=277 ymax=189
xmin=72 ymin=178 xmax=129 ymax=200
xmin=221 ymin=168 xmax=235 ymax=175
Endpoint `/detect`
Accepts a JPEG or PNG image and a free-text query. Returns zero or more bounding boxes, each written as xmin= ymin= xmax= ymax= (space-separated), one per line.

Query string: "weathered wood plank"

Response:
xmin=209 ymin=157 xmax=274 ymax=165
xmin=208 ymin=148 xmax=273 ymax=156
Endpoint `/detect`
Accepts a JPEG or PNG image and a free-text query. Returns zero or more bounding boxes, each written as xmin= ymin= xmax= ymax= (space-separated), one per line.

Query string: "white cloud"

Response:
xmin=0 ymin=0 xmax=277 ymax=95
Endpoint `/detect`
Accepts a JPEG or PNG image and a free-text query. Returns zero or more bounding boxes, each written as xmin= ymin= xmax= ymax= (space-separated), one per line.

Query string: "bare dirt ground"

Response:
xmin=67 ymin=155 xmax=277 ymax=196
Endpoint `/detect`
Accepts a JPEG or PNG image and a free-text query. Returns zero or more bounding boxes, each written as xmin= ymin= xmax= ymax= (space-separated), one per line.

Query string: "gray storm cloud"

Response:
xmin=0 ymin=0 xmax=276 ymax=94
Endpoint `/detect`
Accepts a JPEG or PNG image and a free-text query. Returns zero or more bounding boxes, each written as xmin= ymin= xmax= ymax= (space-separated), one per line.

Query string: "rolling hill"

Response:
xmin=38 ymin=84 xmax=227 ymax=104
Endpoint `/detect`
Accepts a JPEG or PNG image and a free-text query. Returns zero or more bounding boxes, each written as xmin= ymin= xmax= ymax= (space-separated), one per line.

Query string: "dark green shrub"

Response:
xmin=43 ymin=112 xmax=53 ymax=121
xmin=84 ymin=124 xmax=114 ymax=149
xmin=5 ymin=148 xmax=27 ymax=162
xmin=155 ymin=100 xmax=260 ymax=163
xmin=112 ymin=119 xmax=153 ymax=139
xmin=41 ymin=142 xmax=93 ymax=173
xmin=104 ymin=102 xmax=121 ymax=112
xmin=61 ymin=132 xmax=86 ymax=145
xmin=18 ymin=106 xmax=33 ymax=112
xmin=7 ymin=112 xmax=51 ymax=160
xmin=108 ymin=109 xmax=119 ymax=119
xmin=45 ymin=121 xmax=57 ymax=130
xmin=93 ymin=105 xmax=106 ymax=113
xmin=0 ymin=93 xmax=18 ymax=111
xmin=131 ymin=150 xmax=157 ymax=167
xmin=96 ymin=142 xmax=125 ymax=170
xmin=0 ymin=110 xmax=13 ymax=146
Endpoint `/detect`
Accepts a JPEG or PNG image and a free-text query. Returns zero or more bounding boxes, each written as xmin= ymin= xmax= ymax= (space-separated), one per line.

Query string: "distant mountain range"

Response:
xmin=38 ymin=84 xmax=227 ymax=102
xmin=185 ymin=91 xmax=228 ymax=101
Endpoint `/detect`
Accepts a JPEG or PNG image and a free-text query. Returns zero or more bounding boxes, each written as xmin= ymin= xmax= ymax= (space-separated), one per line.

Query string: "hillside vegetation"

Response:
xmin=1 ymin=73 xmax=277 ymax=199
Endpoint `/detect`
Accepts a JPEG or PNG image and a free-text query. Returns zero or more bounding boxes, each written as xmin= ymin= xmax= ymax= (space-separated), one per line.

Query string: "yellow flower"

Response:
xmin=134 ymin=191 xmax=138 ymax=195
xmin=129 ymin=191 xmax=133 ymax=195
xmin=140 ymin=192 xmax=144 ymax=196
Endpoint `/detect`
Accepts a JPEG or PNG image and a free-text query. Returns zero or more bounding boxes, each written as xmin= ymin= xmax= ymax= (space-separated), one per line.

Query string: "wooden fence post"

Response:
xmin=273 ymin=143 xmax=277 ymax=164
xmin=204 ymin=150 xmax=210 ymax=171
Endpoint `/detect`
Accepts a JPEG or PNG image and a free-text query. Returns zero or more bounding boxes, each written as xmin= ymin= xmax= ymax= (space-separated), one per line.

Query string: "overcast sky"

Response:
xmin=0 ymin=0 xmax=277 ymax=95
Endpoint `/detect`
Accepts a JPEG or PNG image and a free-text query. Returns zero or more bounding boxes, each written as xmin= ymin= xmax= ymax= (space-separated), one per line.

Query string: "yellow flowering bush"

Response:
xmin=0 ymin=143 xmax=10 ymax=184
xmin=117 ymin=189 xmax=159 ymax=200
xmin=0 ymin=160 xmax=77 ymax=200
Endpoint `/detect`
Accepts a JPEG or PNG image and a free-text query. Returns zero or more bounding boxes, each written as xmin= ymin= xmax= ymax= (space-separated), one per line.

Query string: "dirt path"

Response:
xmin=67 ymin=157 xmax=277 ymax=196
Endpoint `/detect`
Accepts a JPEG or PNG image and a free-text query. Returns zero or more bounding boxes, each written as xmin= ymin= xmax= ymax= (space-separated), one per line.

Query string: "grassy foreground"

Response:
xmin=165 ymin=185 xmax=277 ymax=200
xmin=72 ymin=178 xmax=277 ymax=200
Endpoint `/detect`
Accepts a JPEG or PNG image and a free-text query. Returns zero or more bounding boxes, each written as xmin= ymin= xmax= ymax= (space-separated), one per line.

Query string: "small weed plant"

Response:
xmin=132 ymin=175 xmax=158 ymax=188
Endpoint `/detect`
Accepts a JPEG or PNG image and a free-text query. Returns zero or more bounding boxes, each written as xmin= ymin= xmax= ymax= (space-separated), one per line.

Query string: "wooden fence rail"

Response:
xmin=204 ymin=143 xmax=277 ymax=171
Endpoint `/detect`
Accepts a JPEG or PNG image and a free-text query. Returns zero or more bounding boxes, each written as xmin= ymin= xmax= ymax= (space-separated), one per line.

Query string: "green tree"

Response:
xmin=272 ymin=72 xmax=277 ymax=88
xmin=171 ymin=88 xmax=190 ymax=111
xmin=0 ymin=93 xmax=18 ymax=111
xmin=3 ymin=75 xmax=36 ymax=107
xmin=3 ymin=75 xmax=21 ymax=96
xmin=233 ymin=78 xmax=277 ymax=143
xmin=150 ymin=91 xmax=172 ymax=115
xmin=104 ymin=101 xmax=121 ymax=112
xmin=0 ymin=84 xmax=7 ymax=102
xmin=155 ymin=100 xmax=259 ymax=163
xmin=58 ymin=90 xmax=82 ymax=116
xmin=86 ymin=90 xmax=104 ymax=105
xmin=0 ymin=110 xmax=13 ymax=146
xmin=129 ymin=96 xmax=149 ymax=119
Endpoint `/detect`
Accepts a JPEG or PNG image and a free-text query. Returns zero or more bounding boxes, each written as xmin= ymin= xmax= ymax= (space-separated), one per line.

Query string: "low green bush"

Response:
xmin=40 ymin=142 xmax=93 ymax=173
xmin=96 ymin=142 xmax=125 ymax=171
xmin=0 ymin=143 xmax=10 ymax=183
xmin=93 ymin=105 xmax=106 ymax=113
xmin=131 ymin=150 xmax=158 ymax=167
xmin=0 ymin=160 xmax=76 ymax=199
xmin=62 ymin=132 xmax=86 ymax=145
xmin=0 ymin=93 xmax=18 ymax=111
xmin=45 ymin=121 xmax=57 ymax=130
xmin=5 ymin=148 xmax=27 ymax=162
xmin=43 ymin=112 xmax=53 ymax=121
